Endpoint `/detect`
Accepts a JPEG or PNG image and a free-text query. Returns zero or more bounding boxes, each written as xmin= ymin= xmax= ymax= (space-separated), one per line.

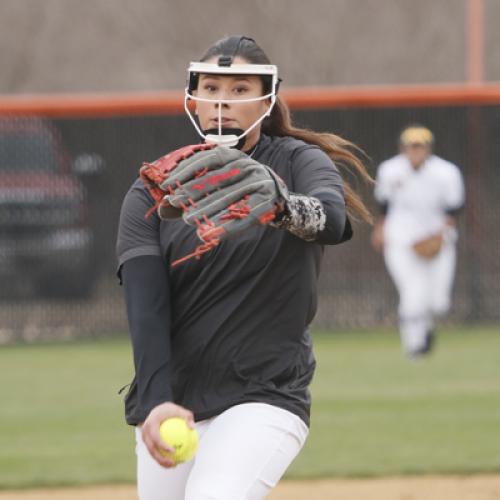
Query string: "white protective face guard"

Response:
xmin=184 ymin=62 xmax=279 ymax=148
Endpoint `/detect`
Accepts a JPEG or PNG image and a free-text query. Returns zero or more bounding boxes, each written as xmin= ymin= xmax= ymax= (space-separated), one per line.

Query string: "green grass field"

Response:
xmin=1 ymin=326 xmax=499 ymax=489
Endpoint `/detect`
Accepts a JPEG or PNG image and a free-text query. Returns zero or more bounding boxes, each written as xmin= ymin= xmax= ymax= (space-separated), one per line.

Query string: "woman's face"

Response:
xmin=194 ymin=56 xmax=270 ymax=151
xmin=401 ymin=143 xmax=431 ymax=169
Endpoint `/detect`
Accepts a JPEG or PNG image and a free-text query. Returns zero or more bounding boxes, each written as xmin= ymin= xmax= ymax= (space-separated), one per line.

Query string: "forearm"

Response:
xmin=444 ymin=215 xmax=457 ymax=228
xmin=370 ymin=215 xmax=385 ymax=251
xmin=121 ymin=255 xmax=173 ymax=421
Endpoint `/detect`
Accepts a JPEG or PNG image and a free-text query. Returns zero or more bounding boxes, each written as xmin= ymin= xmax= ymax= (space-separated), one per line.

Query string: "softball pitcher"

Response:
xmin=117 ymin=35 xmax=372 ymax=500
xmin=371 ymin=125 xmax=465 ymax=358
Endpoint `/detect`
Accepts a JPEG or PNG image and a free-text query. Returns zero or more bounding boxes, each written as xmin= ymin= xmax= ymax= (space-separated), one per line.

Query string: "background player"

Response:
xmin=371 ymin=125 xmax=465 ymax=358
xmin=117 ymin=35 xmax=372 ymax=500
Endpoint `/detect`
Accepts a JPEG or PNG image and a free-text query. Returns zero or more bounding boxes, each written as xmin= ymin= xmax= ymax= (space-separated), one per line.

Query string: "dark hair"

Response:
xmin=200 ymin=36 xmax=270 ymax=64
xmin=200 ymin=36 xmax=373 ymax=224
xmin=200 ymin=36 xmax=274 ymax=94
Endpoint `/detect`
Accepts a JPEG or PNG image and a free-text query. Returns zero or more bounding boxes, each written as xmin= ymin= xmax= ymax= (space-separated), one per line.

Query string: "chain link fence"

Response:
xmin=0 ymin=101 xmax=498 ymax=342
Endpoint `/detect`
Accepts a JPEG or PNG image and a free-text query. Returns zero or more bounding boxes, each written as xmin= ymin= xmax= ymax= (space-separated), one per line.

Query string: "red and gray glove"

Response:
xmin=140 ymin=144 xmax=289 ymax=265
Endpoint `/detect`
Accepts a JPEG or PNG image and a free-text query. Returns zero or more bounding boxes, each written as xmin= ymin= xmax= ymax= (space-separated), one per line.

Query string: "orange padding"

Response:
xmin=2 ymin=83 xmax=500 ymax=117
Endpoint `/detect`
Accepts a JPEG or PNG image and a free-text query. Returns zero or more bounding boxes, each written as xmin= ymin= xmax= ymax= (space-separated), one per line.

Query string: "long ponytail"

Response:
xmin=263 ymin=97 xmax=373 ymax=224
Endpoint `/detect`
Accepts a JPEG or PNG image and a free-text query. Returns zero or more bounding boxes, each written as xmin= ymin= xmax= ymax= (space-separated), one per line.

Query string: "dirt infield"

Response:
xmin=1 ymin=475 xmax=500 ymax=500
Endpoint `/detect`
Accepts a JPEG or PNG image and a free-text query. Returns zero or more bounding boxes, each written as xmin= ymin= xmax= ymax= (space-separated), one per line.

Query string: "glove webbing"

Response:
xmin=140 ymin=143 xmax=215 ymax=218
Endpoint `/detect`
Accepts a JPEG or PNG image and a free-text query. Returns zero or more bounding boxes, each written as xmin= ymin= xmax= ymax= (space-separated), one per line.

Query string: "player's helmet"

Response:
xmin=184 ymin=36 xmax=280 ymax=149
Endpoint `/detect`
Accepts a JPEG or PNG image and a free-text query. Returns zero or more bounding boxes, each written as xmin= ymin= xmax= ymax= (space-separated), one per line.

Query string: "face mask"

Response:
xmin=184 ymin=62 xmax=279 ymax=148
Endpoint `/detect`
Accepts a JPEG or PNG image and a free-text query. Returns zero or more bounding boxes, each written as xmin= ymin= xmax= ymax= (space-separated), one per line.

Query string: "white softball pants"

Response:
xmin=135 ymin=402 xmax=309 ymax=500
xmin=384 ymin=240 xmax=456 ymax=355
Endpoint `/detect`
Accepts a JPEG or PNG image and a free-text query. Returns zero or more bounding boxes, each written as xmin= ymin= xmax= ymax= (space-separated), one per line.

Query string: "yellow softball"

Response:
xmin=159 ymin=417 xmax=199 ymax=464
